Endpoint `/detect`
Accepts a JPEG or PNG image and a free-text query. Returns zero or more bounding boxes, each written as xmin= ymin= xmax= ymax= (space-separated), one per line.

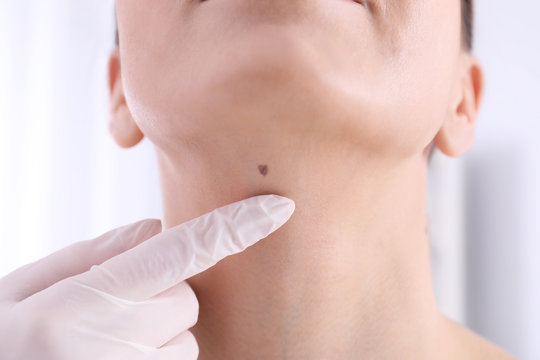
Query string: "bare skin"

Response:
xmin=109 ymin=0 xmax=517 ymax=358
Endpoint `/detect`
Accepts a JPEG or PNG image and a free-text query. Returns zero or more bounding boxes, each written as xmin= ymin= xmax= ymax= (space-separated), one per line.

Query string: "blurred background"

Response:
xmin=0 ymin=1 xmax=538 ymax=358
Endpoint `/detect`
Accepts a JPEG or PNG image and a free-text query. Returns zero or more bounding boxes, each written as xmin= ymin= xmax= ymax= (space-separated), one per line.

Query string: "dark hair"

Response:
xmin=115 ymin=1 xmax=474 ymax=50
xmin=462 ymin=0 xmax=474 ymax=51
xmin=114 ymin=6 xmax=119 ymax=47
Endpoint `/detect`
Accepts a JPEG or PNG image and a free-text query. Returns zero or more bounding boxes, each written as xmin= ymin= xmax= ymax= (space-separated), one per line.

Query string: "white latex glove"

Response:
xmin=0 ymin=194 xmax=295 ymax=360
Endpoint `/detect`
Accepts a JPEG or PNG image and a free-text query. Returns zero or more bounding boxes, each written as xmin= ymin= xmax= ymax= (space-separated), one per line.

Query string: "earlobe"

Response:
xmin=108 ymin=49 xmax=144 ymax=148
xmin=434 ymin=55 xmax=485 ymax=158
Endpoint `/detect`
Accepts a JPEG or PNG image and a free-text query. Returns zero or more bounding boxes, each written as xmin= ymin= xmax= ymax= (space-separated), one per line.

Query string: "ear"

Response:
xmin=108 ymin=48 xmax=144 ymax=148
xmin=434 ymin=54 xmax=485 ymax=157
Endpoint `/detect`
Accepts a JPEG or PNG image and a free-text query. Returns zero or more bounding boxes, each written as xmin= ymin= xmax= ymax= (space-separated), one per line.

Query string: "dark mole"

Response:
xmin=258 ymin=164 xmax=268 ymax=176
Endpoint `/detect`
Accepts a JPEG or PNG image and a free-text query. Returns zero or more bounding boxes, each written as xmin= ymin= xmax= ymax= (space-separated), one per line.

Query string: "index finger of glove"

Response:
xmin=72 ymin=194 xmax=294 ymax=301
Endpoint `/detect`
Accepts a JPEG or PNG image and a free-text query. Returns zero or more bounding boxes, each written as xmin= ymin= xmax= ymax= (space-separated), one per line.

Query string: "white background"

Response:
xmin=0 ymin=1 xmax=538 ymax=358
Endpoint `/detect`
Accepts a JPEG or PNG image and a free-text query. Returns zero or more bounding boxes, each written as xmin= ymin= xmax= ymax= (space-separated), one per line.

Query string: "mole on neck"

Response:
xmin=258 ymin=164 xmax=268 ymax=176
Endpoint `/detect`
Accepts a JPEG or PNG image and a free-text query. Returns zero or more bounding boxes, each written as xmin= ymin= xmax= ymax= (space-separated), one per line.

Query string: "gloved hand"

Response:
xmin=0 ymin=194 xmax=295 ymax=360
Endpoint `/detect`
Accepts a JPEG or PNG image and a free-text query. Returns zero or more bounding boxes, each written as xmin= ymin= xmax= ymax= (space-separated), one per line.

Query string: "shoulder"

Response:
xmin=436 ymin=313 xmax=519 ymax=360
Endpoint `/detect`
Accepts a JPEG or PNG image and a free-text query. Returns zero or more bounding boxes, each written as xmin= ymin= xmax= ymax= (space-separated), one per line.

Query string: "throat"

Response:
xmin=186 ymin=198 xmax=439 ymax=359
xmin=156 ymin=145 xmax=440 ymax=358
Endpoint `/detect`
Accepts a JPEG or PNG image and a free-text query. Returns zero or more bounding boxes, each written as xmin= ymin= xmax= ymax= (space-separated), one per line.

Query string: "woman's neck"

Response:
xmin=155 ymin=138 xmax=442 ymax=359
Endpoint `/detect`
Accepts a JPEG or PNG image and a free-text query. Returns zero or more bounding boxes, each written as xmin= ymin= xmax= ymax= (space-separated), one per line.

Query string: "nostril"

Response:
xmin=352 ymin=0 xmax=368 ymax=8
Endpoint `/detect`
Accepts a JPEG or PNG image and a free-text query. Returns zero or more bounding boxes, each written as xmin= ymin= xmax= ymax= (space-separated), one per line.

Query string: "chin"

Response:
xmin=173 ymin=27 xmax=335 ymax=134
